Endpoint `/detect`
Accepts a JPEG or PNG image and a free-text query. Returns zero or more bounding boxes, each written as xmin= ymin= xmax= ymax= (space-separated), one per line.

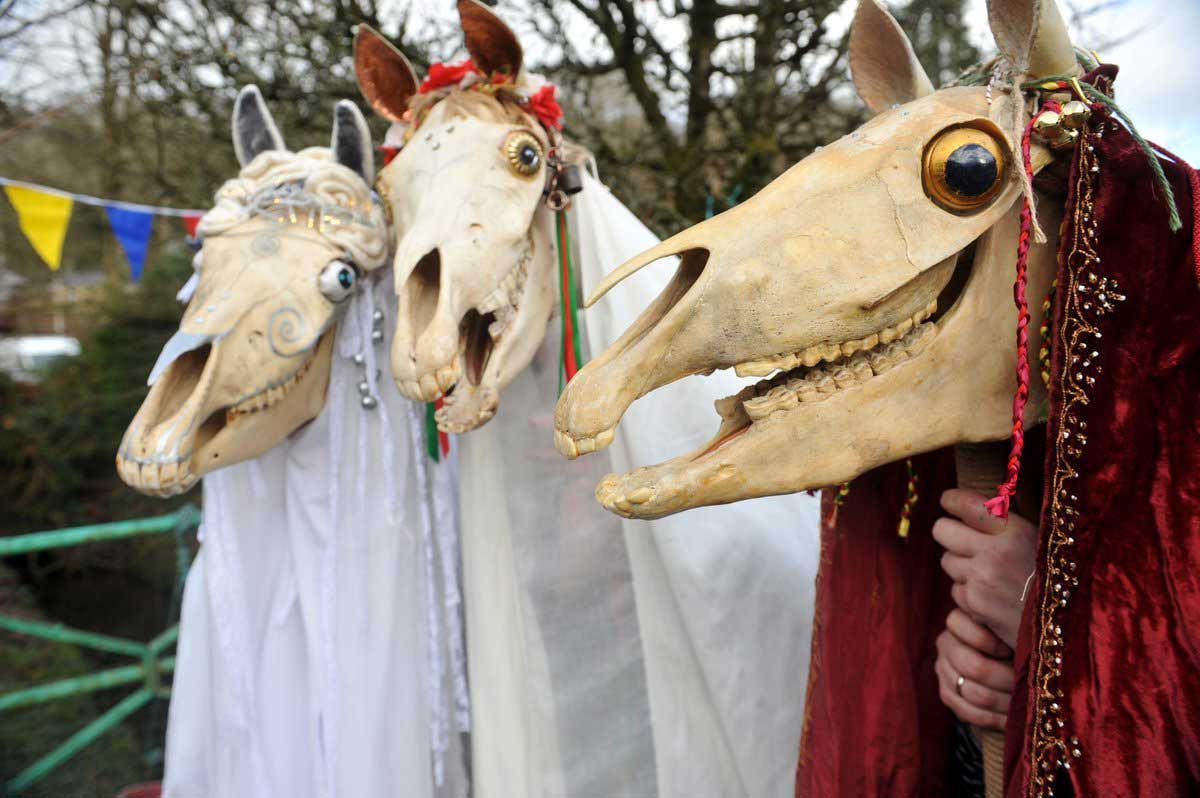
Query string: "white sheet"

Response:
xmin=162 ymin=272 xmax=468 ymax=798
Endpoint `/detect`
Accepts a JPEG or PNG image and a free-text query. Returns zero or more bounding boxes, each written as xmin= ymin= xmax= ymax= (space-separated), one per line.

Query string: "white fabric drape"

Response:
xmin=460 ymin=174 xmax=821 ymax=798
xmin=162 ymin=271 xmax=468 ymax=798
xmin=573 ymin=173 xmax=823 ymax=797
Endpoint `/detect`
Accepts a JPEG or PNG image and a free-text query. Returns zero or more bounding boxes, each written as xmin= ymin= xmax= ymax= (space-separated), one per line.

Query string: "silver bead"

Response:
xmin=358 ymin=380 xmax=371 ymax=395
xmin=352 ymin=352 xmax=365 ymax=366
xmin=371 ymin=328 xmax=384 ymax=343
xmin=361 ymin=395 xmax=378 ymax=410
xmin=372 ymin=309 xmax=385 ymax=324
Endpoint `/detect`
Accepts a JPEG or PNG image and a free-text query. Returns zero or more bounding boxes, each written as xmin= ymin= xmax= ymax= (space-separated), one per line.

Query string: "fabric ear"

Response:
xmin=232 ymin=86 xmax=286 ymax=166
xmin=849 ymin=0 xmax=934 ymax=115
xmin=354 ymin=24 xmax=419 ymax=123
xmin=331 ymin=101 xmax=375 ymax=184
xmin=457 ymin=0 xmax=523 ymax=78
xmin=987 ymin=0 xmax=1077 ymax=77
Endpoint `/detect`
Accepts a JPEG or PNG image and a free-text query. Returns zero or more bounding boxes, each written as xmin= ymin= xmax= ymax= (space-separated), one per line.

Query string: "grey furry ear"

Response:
xmin=232 ymin=85 xmax=286 ymax=166
xmin=331 ymin=100 xmax=374 ymax=184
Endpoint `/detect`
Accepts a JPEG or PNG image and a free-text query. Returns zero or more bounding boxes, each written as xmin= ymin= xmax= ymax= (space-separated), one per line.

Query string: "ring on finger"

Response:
xmin=955 ymin=674 xmax=966 ymax=697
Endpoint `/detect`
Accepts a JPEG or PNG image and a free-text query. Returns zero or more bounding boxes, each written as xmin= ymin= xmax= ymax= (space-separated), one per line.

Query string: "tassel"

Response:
xmin=897 ymin=459 xmax=918 ymax=539
xmin=425 ymin=400 xmax=449 ymax=462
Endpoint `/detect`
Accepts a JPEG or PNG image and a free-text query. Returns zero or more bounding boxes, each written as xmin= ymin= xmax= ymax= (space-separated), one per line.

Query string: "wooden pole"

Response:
xmin=953 ymin=441 xmax=1011 ymax=798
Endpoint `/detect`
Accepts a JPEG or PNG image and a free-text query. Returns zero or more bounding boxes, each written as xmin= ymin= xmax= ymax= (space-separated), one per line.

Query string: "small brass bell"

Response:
xmin=1059 ymin=100 xmax=1092 ymax=130
xmin=557 ymin=163 xmax=584 ymax=196
xmin=1032 ymin=110 xmax=1064 ymax=140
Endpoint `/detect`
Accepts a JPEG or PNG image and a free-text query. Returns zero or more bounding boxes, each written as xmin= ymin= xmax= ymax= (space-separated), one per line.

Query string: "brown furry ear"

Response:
xmin=458 ymin=0 xmax=523 ymax=78
xmin=849 ymin=0 xmax=934 ymax=115
xmin=354 ymin=24 xmax=419 ymax=123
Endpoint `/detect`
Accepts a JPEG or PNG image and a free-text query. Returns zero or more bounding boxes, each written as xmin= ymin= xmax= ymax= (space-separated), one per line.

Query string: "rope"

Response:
xmin=896 ymin=459 xmax=919 ymax=539
xmin=984 ymin=103 xmax=1057 ymax=519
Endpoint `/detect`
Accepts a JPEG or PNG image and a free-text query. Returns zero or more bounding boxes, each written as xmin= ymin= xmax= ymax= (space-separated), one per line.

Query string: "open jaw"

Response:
xmin=117 ymin=334 xmax=331 ymax=497
xmin=553 ymin=241 xmax=977 ymax=519
xmin=396 ymin=243 xmax=534 ymax=433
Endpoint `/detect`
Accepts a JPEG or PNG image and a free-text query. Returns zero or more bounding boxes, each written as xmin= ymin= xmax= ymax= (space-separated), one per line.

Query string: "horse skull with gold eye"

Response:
xmin=554 ymin=0 xmax=1073 ymax=519
xmin=354 ymin=0 xmax=562 ymax=432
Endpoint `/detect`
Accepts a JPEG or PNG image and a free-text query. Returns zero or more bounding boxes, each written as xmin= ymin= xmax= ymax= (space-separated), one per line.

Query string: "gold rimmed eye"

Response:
xmin=504 ymin=131 xmax=543 ymax=177
xmin=922 ymin=123 xmax=1007 ymax=213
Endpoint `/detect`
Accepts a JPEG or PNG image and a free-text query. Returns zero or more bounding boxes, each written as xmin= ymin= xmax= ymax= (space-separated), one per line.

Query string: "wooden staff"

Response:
xmin=953 ymin=441 xmax=1011 ymax=798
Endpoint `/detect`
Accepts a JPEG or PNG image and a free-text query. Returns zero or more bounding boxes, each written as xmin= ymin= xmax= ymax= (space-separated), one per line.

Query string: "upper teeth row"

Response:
xmin=733 ymin=300 xmax=937 ymax=378
xmin=227 ymin=356 xmax=314 ymax=419
xmin=476 ymin=248 xmax=532 ymax=316
xmin=738 ymin=321 xmax=936 ymax=422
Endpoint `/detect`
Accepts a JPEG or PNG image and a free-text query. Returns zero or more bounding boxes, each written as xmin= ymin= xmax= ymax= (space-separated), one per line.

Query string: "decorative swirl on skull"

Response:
xmin=267 ymin=307 xmax=313 ymax=358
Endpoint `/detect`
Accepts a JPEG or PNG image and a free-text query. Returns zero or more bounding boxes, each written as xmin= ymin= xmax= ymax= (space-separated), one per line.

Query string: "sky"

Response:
xmin=965 ymin=0 xmax=1200 ymax=161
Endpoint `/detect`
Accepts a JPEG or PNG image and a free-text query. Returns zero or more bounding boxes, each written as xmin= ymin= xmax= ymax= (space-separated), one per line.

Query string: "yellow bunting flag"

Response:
xmin=4 ymin=185 xmax=73 ymax=270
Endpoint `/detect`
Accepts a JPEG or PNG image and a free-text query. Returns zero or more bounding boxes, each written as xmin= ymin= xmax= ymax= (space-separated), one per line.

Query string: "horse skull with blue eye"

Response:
xmin=354 ymin=0 xmax=560 ymax=432
xmin=554 ymin=0 xmax=1076 ymax=519
xmin=117 ymin=86 xmax=388 ymax=496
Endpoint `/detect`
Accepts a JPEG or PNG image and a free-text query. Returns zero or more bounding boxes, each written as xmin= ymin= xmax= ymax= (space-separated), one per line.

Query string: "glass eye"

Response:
xmin=318 ymin=259 xmax=359 ymax=303
xmin=504 ymin=131 xmax=543 ymax=177
xmin=922 ymin=124 xmax=1007 ymax=213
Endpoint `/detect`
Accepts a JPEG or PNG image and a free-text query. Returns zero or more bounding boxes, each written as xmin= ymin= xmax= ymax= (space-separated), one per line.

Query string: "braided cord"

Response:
xmin=984 ymin=103 xmax=1059 ymax=519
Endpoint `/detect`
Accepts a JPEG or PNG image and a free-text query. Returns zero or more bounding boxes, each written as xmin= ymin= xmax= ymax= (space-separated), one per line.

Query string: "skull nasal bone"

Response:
xmin=404 ymin=249 xmax=442 ymax=345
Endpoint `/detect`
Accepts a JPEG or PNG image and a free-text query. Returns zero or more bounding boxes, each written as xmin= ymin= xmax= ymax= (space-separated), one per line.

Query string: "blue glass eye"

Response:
xmin=945 ymin=143 xmax=998 ymax=197
xmin=319 ymin=259 xmax=359 ymax=303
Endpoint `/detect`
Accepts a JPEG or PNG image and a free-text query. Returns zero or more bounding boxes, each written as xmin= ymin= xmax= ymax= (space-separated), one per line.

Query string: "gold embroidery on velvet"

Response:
xmin=1026 ymin=120 xmax=1124 ymax=797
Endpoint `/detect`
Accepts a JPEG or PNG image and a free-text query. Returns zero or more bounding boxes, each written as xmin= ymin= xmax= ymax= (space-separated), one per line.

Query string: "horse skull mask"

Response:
xmin=117 ymin=87 xmax=388 ymax=496
xmin=554 ymin=0 xmax=1079 ymax=519
xmin=355 ymin=1 xmax=558 ymax=432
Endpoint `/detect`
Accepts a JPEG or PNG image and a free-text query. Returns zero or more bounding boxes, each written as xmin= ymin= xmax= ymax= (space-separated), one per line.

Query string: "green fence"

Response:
xmin=0 ymin=505 xmax=200 ymax=797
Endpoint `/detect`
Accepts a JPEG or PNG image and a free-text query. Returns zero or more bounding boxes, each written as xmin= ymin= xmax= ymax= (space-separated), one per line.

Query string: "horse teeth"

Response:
xmin=832 ymin=367 xmax=855 ymax=388
xmin=743 ymin=387 xmax=799 ymax=420
xmin=814 ymin=375 xmax=836 ymax=394
xmin=436 ymin=364 xmax=459 ymax=392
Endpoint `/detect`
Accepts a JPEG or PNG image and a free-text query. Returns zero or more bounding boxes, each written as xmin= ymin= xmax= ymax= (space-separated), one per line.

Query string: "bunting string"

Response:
xmin=0 ymin=174 xmax=205 ymax=279
xmin=0 ymin=175 xmax=205 ymax=217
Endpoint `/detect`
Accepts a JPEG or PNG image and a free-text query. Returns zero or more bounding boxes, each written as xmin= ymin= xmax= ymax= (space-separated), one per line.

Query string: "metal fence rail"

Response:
xmin=0 ymin=505 xmax=200 ymax=797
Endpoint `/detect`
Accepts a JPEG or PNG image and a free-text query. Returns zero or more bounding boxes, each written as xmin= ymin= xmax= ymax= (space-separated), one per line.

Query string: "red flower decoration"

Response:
xmin=419 ymin=58 xmax=480 ymax=94
xmin=527 ymin=84 xmax=564 ymax=131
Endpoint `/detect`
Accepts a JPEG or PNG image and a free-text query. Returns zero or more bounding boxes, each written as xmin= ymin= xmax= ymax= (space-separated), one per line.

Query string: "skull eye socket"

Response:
xmin=503 ymin=131 xmax=543 ymax=177
xmin=922 ymin=124 xmax=1007 ymax=213
xmin=318 ymin=258 xmax=360 ymax=303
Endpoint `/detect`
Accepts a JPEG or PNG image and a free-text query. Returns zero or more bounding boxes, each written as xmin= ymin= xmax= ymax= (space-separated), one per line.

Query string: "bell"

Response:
xmin=1050 ymin=128 xmax=1079 ymax=151
xmin=371 ymin=328 xmax=384 ymax=343
xmin=358 ymin=380 xmax=372 ymax=396
xmin=1032 ymin=110 xmax=1064 ymax=142
xmin=557 ymin=163 xmax=583 ymax=196
xmin=351 ymin=352 xmax=365 ymax=366
xmin=372 ymin=309 xmax=385 ymax=324
xmin=1059 ymin=100 xmax=1092 ymax=130
xmin=361 ymin=395 xmax=378 ymax=410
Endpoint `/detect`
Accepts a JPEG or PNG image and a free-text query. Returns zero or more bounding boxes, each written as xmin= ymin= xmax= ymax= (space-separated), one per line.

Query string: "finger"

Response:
xmin=932 ymin=517 xmax=985 ymax=556
xmin=940 ymin=489 xmax=1008 ymax=535
xmin=935 ymin=657 xmax=1008 ymax=730
xmin=940 ymin=551 xmax=971 ymax=583
xmin=940 ymin=632 xmax=1015 ymax=691
xmin=946 ymin=609 xmax=1011 ymax=658
xmin=935 ymin=654 xmax=1010 ymax=714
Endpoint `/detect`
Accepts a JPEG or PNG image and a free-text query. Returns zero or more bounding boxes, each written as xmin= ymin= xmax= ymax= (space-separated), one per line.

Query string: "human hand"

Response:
xmin=935 ymin=609 xmax=1014 ymax=730
xmin=933 ymin=489 xmax=1038 ymax=649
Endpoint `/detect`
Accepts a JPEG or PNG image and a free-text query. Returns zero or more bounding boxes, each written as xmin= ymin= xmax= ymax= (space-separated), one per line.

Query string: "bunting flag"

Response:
xmin=0 ymin=175 xmax=204 ymax=277
xmin=105 ymin=206 xmax=154 ymax=281
xmin=425 ymin=399 xmax=450 ymax=462
xmin=4 ymin=185 xmax=73 ymax=270
xmin=182 ymin=213 xmax=202 ymax=240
